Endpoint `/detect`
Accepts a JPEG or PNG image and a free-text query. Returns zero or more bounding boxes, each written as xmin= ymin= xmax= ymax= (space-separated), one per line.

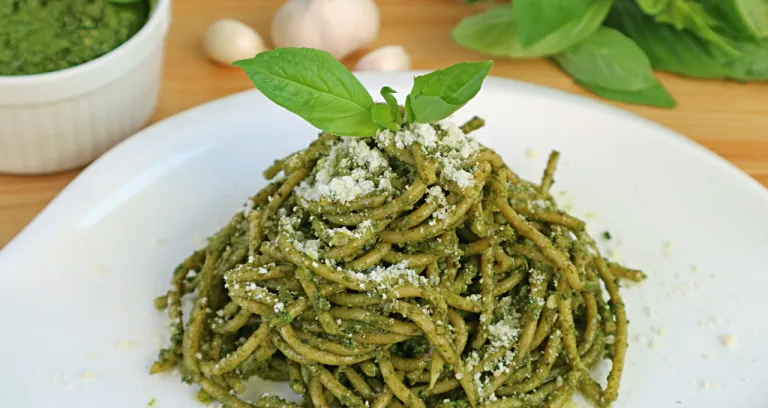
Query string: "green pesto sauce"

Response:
xmin=0 ymin=0 xmax=150 ymax=76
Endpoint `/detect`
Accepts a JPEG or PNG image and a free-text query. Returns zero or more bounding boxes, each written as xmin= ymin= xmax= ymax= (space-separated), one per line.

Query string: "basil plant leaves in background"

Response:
xmin=554 ymin=27 xmax=676 ymax=108
xmin=234 ymin=48 xmax=492 ymax=137
xmin=453 ymin=0 xmax=614 ymax=59
xmin=454 ymin=0 xmax=768 ymax=108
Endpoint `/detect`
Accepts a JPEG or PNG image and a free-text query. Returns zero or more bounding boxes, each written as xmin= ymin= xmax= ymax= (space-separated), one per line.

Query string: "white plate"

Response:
xmin=1 ymin=73 xmax=767 ymax=408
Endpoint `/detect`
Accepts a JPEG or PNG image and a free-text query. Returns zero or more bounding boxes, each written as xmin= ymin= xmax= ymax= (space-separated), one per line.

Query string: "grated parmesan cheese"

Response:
xmin=117 ymin=340 xmax=135 ymax=350
xmin=296 ymin=138 xmax=394 ymax=204
xmin=701 ymin=380 xmax=721 ymax=391
xmin=427 ymin=185 xmax=453 ymax=222
xmin=377 ymin=120 xmax=480 ymax=188
xmin=365 ymin=261 xmax=426 ymax=290
xmin=487 ymin=297 xmax=522 ymax=351
xmin=239 ymin=199 xmax=255 ymax=216
xmin=545 ymin=295 xmax=557 ymax=309
xmin=722 ymin=334 xmax=738 ymax=349
xmin=295 ymin=239 xmax=322 ymax=260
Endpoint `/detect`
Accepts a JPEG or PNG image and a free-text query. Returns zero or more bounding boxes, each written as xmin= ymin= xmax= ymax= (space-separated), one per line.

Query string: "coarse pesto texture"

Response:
xmin=0 ymin=0 xmax=150 ymax=76
xmin=149 ymin=51 xmax=643 ymax=408
xmin=150 ymin=118 xmax=644 ymax=408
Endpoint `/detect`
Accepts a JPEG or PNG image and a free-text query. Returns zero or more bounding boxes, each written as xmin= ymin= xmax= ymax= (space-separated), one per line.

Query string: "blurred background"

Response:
xmin=1 ymin=0 xmax=767 ymax=247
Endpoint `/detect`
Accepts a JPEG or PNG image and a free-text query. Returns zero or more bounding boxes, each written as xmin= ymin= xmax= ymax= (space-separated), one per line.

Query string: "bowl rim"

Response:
xmin=0 ymin=0 xmax=170 ymax=84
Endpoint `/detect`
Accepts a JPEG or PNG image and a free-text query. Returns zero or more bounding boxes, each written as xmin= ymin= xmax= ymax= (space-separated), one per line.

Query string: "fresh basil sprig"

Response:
xmin=380 ymin=86 xmax=403 ymax=127
xmin=371 ymin=104 xmax=399 ymax=132
xmin=607 ymin=1 xmax=768 ymax=81
xmin=452 ymin=0 xmax=768 ymax=108
xmin=235 ymin=48 xmax=492 ymax=137
xmin=372 ymin=87 xmax=404 ymax=132
xmin=406 ymin=61 xmax=492 ymax=123
xmin=234 ymin=48 xmax=378 ymax=137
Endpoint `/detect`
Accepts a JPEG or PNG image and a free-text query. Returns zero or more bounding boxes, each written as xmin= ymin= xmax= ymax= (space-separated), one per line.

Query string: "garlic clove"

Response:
xmin=271 ymin=1 xmax=326 ymax=52
xmin=272 ymin=0 xmax=380 ymax=60
xmin=204 ymin=19 xmax=267 ymax=66
xmin=355 ymin=45 xmax=412 ymax=72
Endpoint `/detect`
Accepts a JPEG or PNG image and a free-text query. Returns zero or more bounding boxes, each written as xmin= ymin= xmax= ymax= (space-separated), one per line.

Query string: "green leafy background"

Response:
xmin=453 ymin=0 xmax=768 ymax=108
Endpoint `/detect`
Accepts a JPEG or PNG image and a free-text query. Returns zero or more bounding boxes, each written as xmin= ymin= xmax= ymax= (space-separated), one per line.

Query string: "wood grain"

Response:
xmin=1 ymin=0 xmax=767 ymax=248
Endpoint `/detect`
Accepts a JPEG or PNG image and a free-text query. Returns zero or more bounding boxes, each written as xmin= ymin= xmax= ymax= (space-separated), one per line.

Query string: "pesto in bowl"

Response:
xmin=0 ymin=0 xmax=152 ymax=76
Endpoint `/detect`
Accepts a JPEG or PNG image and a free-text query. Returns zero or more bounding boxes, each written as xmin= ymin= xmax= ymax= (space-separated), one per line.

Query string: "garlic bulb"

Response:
xmin=355 ymin=45 xmax=411 ymax=71
xmin=204 ymin=19 xmax=267 ymax=66
xmin=272 ymin=0 xmax=380 ymax=60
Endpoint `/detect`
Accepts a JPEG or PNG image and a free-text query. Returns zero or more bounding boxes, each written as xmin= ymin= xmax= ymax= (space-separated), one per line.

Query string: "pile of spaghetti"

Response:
xmin=152 ymin=118 xmax=644 ymax=408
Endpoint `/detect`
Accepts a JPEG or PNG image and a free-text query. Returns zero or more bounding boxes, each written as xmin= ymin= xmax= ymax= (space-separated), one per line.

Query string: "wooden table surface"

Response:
xmin=2 ymin=0 xmax=767 ymax=248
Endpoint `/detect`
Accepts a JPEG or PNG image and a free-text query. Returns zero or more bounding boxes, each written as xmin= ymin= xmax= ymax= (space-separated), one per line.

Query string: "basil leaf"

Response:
xmin=609 ymin=2 xmax=768 ymax=81
xmin=410 ymin=61 xmax=492 ymax=105
xmin=452 ymin=0 xmax=613 ymax=58
xmin=515 ymin=0 xmax=596 ymax=46
xmin=406 ymin=61 xmax=492 ymax=123
xmin=709 ymin=38 xmax=768 ymax=80
xmin=233 ymin=48 xmax=378 ymax=137
xmin=380 ymin=87 xmax=403 ymax=126
xmin=609 ymin=1 xmax=768 ymax=81
xmin=576 ymin=79 xmax=677 ymax=108
xmin=371 ymin=104 xmax=399 ymax=132
xmin=606 ymin=1 xmax=730 ymax=78
xmin=637 ymin=0 xmax=670 ymax=15
xmin=652 ymin=1 xmax=739 ymax=55
xmin=405 ymin=94 xmax=416 ymax=124
xmin=408 ymin=96 xmax=461 ymax=123
xmin=555 ymin=27 xmax=675 ymax=107
xmin=701 ymin=0 xmax=768 ymax=40
xmin=555 ymin=27 xmax=658 ymax=91
xmin=453 ymin=6 xmax=519 ymax=56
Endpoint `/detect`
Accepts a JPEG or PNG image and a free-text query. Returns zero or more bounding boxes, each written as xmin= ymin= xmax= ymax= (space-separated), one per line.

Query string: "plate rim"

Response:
xmin=2 ymin=72 xmax=767 ymax=257
xmin=2 ymin=72 xmax=768 ymax=407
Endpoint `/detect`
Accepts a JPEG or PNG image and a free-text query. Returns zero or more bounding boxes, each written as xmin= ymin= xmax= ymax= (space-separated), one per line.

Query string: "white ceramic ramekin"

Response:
xmin=0 ymin=0 xmax=172 ymax=174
